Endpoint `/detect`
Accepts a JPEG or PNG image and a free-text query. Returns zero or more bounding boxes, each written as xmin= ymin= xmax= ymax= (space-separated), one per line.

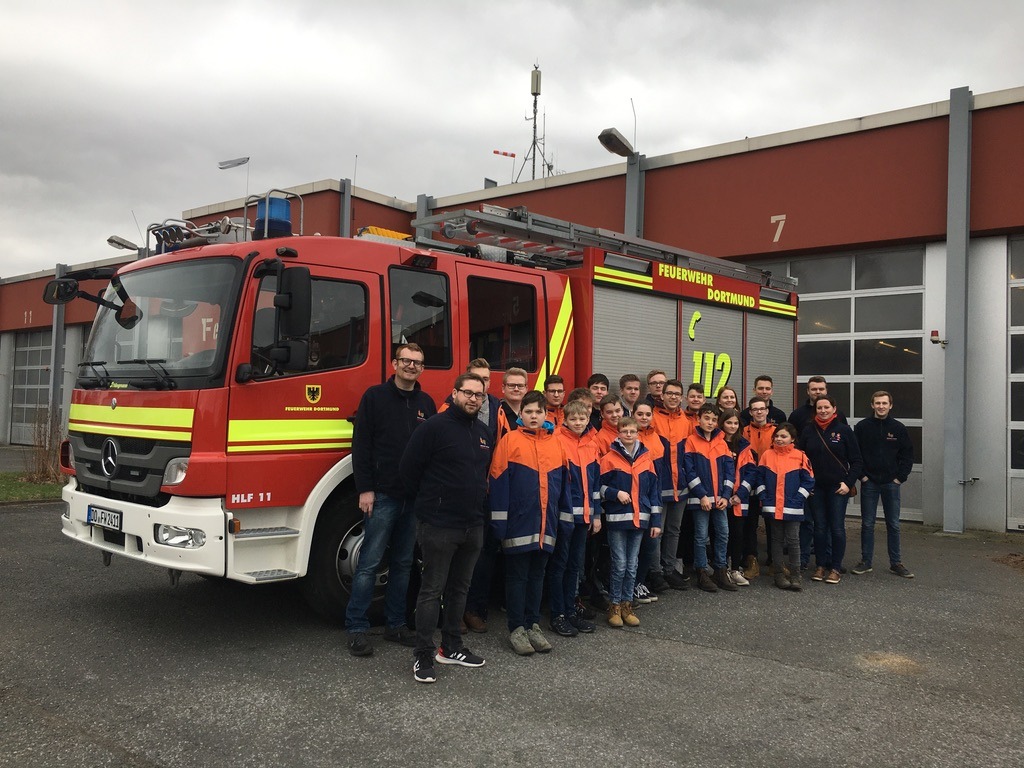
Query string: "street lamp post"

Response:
xmin=598 ymin=128 xmax=645 ymax=238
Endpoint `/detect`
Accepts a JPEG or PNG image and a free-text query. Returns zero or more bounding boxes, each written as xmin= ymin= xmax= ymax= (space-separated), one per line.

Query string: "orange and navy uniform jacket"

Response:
xmin=742 ymin=421 xmax=775 ymax=461
xmin=638 ymin=425 xmax=671 ymax=499
xmin=652 ymin=407 xmax=693 ymax=502
xmin=683 ymin=427 xmax=736 ymax=508
xmin=591 ymin=420 xmax=621 ymax=457
xmin=755 ymin=444 xmax=815 ymax=520
xmin=727 ymin=436 xmax=758 ymax=517
xmin=598 ymin=439 xmax=663 ymax=531
xmin=556 ymin=424 xmax=601 ymax=526
xmin=489 ymin=425 xmax=571 ymax=554
xmin=545 ymin=404 xmax=564 ymax=430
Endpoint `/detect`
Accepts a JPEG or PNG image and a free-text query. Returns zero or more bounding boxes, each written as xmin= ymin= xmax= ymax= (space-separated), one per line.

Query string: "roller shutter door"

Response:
xmin=745 ymin=314 xmax=795 ymax=413
xmin=10 ymin=329 xmax=52 ymax=445
xmin=593 ymin=286 xmax=677 ymax=389
xmin=679 ymin=303 xmax=744 ymax=398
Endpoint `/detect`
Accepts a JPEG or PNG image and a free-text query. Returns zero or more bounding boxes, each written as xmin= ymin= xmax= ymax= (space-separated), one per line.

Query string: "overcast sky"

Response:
xmin=2 ymin=0 xmax=1021 ymax=279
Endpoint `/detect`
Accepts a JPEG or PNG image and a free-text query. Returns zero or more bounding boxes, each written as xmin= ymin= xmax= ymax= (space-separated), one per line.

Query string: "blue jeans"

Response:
xmin=859 ymin=480 xmax=902 ymax=567
xmin=607 ymin=528 xmax=644 ymax=604
xmin=693 ymin=506 xmax=728 ymax=570
xmin=809 ymin=490 xmax=849 ymax=571
xmin=344 ymin=493 xmax=416 ymax=634
xmin=504 ymin=550 xmax=549 ymax=632
xmin=547 ymin=524 xmax=588 ymax=617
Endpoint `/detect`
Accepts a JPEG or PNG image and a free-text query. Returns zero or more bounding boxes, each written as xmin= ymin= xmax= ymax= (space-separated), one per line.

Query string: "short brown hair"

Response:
xmin=394 ymin=342 xmax=424 ymax=360
xmin=467 ymin=357 xmax=491 ymax=371
xmin=563 ymin=400 xmax=590 ymax=419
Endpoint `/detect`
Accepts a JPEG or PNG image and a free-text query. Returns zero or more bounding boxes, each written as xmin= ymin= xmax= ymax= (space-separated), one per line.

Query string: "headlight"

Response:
xmin=154 ymin=524 xmax=206 ymax=548
xmin=162 ymin=458 xmax=189 ymax=486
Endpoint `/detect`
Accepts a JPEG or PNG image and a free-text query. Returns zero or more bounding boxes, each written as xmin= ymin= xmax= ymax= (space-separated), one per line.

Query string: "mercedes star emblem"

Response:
xmin=100 ymin=438 xmax=119 ymax=478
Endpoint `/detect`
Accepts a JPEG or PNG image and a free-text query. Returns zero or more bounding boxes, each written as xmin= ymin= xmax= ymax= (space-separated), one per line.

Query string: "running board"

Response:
xmin=244 ymin=569 xmax=298 ymax=582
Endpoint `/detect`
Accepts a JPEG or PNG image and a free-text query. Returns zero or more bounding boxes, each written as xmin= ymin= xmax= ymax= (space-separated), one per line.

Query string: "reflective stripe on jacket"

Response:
xmin=598 ymin=439 xmax=663 ymax=531
xmin=755 ymin=445 xmax=814 ymax=520
xmin=683 ymin=427 xmax=735 ymax=508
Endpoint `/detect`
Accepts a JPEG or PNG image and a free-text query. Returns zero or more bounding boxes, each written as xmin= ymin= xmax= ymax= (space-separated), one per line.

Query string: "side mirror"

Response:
xmin=276 ymin=266 xmax=311 ymax=338
xmin=42 ymin=278 xmax=80 ymax=305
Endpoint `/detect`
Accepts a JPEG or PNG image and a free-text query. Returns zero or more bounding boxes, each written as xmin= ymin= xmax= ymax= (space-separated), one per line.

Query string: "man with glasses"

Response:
xmin=497 ymin=367 xmax=529 ymax=440
xmin=652 ymin=379 xmax=694 ymax=589
xmin=401 ymin=373 xmax=492 ymax=682
xmin=346 ymin=343 xmax=436 ymax=657
xmin=645 ymin=370 xmax=668 ymax=409
xmin=543 ymin=375 xmax=566 ymax=427
xmin=740 ymin=375 xmax=788 ymax=427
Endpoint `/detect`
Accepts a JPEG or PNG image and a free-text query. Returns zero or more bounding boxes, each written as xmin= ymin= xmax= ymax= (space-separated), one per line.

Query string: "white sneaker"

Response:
xmin=729 ymin=569 xmax=750 ymax=586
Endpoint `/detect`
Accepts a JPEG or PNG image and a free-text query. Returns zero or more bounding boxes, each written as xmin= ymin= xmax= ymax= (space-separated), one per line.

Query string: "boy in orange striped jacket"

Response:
xmin=490 ymin=391 xmax=571 ymax=656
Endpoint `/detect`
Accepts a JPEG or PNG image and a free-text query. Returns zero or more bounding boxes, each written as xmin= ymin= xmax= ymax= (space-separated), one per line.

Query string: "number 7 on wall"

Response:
xmin=770 ymin=214 xmax=786 ymax=243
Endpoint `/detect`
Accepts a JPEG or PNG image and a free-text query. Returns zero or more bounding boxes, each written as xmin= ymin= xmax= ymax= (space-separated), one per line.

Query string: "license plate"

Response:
xmin=87 ymin=505 xmax=123 ymax=532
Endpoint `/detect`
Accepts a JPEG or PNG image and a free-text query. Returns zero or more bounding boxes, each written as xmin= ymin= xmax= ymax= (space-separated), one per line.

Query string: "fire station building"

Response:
xmin=2 ymin=85 xmax=1022 ymax=533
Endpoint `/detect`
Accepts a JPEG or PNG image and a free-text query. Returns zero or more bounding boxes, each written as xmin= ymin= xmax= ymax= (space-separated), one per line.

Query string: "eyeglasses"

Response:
xmin=663 ymin=391 xmax=683 ymax=398
xmin=545 ymin=389 xmax=564 ymax=395
xmin=396 ymin=357 xmax=424 ymax=368
xmin=750 ymin=407 xmax=768 ymax=412
xmin=504 ymin=383 xmax=527 ymax=389
xmin=648 ymin=380 xmax=666 ymax=387
xmin=456 ymin=389 xmax=486 ymax=400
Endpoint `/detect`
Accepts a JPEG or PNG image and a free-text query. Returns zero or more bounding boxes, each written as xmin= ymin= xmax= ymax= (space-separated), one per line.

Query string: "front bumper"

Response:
xmin=60 ymin=478 xmax=228 ymax=575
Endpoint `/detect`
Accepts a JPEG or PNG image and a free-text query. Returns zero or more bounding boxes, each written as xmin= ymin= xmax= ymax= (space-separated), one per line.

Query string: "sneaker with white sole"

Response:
xmin=435 ymin=646 xmax=485 ymax=667
xmin=890 ymin=563 xmax=914 ymax=578
xmin=413 ymin=652 xmax=437 ymax=683
xmin=527 ymin=624 xmax=553 ymax=653
xmin=851 ymin=561 xmax=873 ymax=575
xmin=633 ymin=584 xmax=655 ymax=604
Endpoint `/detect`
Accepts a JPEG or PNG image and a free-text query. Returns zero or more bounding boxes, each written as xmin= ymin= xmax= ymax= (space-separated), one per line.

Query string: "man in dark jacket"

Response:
xmin=401 ymin=373 xmax=492 ymax=683
xmin=788 ymin=375 xmax=847 ymax=436
xmin=740 ymin=375 xmax=788 ymax=426
xmin=851 ymin=391 xmax=915 ymax=578
xmin=345 ymin=343 xmax=436 ymax=657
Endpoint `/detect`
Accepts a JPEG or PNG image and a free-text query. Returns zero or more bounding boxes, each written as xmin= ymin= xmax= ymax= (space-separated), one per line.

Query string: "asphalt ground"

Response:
xmin=2 ymin=501 xmax=1023 ymax=768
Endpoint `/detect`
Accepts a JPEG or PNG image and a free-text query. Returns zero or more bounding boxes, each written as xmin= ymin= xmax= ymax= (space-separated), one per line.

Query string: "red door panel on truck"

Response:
xmin=225 ymin=264 xmax=383 ymax=509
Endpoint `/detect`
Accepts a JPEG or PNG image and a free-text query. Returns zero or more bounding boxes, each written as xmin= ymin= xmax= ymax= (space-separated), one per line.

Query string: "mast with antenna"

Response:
xmin=515 ymin=64 xmax=553 ymax=182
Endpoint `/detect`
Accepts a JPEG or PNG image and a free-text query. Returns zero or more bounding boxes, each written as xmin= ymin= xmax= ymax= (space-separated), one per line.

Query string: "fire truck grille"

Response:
xmin=69 ymin=431 xmax=190 ymax=505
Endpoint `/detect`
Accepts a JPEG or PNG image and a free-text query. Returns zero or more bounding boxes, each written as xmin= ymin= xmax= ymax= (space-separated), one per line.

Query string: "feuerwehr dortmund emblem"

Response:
xmin=306 ymin=385 xmax=322 ymax=404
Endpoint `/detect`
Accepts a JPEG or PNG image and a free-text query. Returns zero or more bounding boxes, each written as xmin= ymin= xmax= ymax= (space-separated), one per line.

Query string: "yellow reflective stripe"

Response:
xmin=759 ymin=298 xmax=797 ymax=317
xmin=594 ymin=265 xmax=653 ymax=288
xmin=535 ymin=287 xmax=575 ymax=389
xmin=228 ymin=441 xmax=350 ymax=453
xmin=69 ymin=403 xmax=194 ymax=429
xmin=70 ymin=422 xmax=192 ymax=441
xmin=228 ymin=419 xmax=354 ymax=443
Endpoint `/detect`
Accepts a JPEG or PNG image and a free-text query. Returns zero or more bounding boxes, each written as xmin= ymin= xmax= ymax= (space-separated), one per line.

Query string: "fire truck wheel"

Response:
xmin=301 ymin=496 xmax=388 ymax=622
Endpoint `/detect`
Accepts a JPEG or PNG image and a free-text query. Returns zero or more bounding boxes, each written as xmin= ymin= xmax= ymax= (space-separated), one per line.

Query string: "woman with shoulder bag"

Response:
xmin=798 ymin=395 xmax=862 ymax=585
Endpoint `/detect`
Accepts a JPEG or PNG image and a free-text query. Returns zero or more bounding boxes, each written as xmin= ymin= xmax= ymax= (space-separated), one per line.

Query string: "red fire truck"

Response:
xmin=45 ymin=194 xmax=797 ymax=619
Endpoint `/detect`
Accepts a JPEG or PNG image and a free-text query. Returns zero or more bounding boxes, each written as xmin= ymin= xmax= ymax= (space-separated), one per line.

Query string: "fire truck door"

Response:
xmin=225 ymin=267 xmax=382 ymax=510
xmin=454 ymin=263 xmax=550 ymax=390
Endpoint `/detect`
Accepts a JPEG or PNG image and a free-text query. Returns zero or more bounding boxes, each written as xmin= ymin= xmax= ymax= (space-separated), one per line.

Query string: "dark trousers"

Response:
xmin=727 ymin=512 xmax=746 ymax=570
xmin=769 ymin=518 xmax=801 ymax=571
xmin=504 ymin=549 xmax=550 ymax=632
xmin=680 ymin=506 xmax=696 ymax=567
xmin=414 ymin=522 xmax=484 ymax=655
xmin=465 ymin=523 xmax=501 ymax=618
xmin=742 ymin=498 xmax=761 ymax=560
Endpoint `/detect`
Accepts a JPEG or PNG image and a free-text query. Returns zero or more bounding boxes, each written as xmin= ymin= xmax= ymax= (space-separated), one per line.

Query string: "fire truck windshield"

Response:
xmin=82 ymin=257 xmax=242 ymax=389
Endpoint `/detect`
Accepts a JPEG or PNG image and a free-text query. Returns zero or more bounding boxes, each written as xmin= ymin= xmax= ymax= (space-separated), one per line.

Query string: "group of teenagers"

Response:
xmin=345 ymin=344 xmax=916 ymax=684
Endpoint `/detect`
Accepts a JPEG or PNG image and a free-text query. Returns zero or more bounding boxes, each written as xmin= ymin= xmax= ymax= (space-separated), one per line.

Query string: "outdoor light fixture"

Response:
xmin=598 ymin=127 xmax=635 ymax=158
xmin=930 ymin=330 xmax=949 ymax=348
xmin=107 ymin=235 xmax=140 ymax=251
xmin=218 ymin=156 xmax=250 ymax=170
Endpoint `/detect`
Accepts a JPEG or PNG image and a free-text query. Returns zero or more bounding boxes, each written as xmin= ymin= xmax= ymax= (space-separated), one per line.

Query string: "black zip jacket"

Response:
xmin=853 ymin=415 xmax=913 ymax=484
xmin=352 ymin=376 xmax=436 ymax=499
xmin=399 ymin=404 xmax=493 ymax=527
xmin=799 ymin=418 xmax=862 ymax=493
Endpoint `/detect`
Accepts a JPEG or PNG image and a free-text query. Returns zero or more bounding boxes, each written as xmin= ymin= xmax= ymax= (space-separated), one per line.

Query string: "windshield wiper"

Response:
xmin=120 ymin=358 xmax=175 ymax=390
xmin=77 ymin=360 xmax=111 ymax=389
